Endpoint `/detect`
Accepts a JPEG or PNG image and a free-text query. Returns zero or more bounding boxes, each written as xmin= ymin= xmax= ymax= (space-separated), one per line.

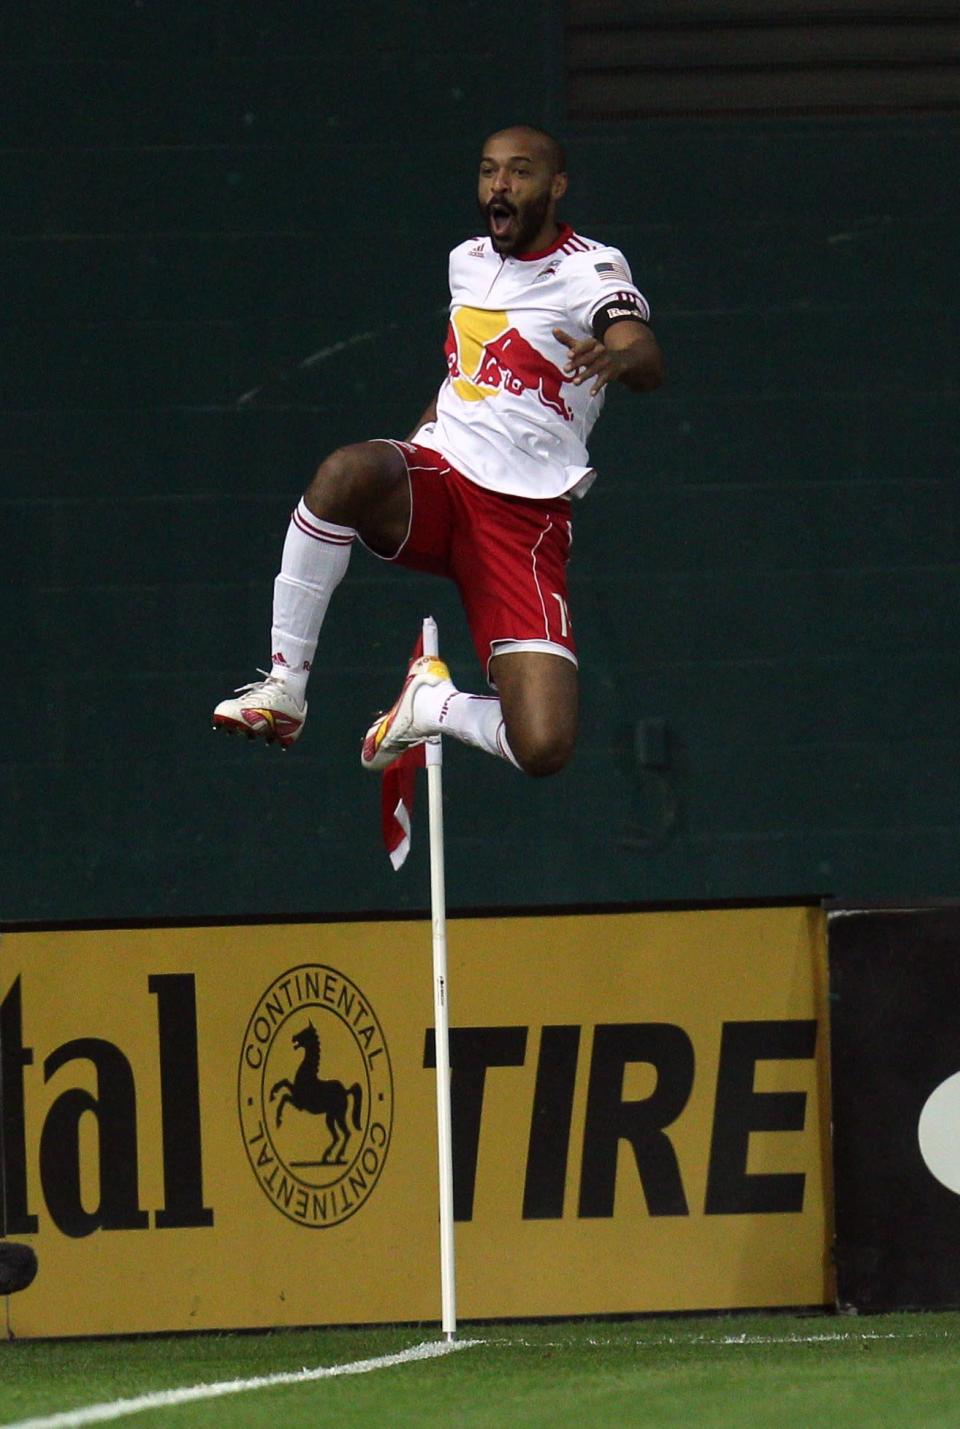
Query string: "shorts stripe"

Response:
xmin=530 ymin=517 xmax=553 ymax=641
xmin=372 ymin=438 xmax=451 ymax=478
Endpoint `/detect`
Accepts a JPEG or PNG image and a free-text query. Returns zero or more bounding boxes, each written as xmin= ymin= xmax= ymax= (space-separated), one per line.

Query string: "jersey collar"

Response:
xmin=509 ymin=223 xmax=574 ymax=262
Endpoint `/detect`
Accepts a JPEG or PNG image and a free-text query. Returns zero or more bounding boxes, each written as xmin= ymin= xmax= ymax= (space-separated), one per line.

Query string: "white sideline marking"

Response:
xmin=602 ymin=1330 xmax=922 ymax=1347
xmin=708 ymin=1331 xmax=905 ymax=1346
xmin=485 ymin=1327 xmax=927 ymax=1350
xmin=2 ymin=1338 xmax=479 ymax=1429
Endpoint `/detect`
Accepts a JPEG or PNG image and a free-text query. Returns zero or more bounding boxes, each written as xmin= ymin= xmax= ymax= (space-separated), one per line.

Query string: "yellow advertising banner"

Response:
xmin=0 ymin=905 xmax=832 ymax=1337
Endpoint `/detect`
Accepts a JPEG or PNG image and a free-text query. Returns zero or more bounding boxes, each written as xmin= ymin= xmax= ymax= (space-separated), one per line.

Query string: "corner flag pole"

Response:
xmin=422 ymin=615 xmax=457 ymax=1340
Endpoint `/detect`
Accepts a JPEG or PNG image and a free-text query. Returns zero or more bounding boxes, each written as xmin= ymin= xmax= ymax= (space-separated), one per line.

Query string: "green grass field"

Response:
xmin=2 ymin=1312 xmax=959 ymax=1428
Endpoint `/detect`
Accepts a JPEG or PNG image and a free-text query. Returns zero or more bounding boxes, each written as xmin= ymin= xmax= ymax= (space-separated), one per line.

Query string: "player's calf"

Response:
xmin=490 ymin=649 xmax=579 ymax=778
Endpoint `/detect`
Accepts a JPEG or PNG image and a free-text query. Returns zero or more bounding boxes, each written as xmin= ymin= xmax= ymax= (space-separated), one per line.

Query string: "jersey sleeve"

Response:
xmin=562 ymin=247 xmax=651 ymax=336
xmin=447 ymin=236 xmax=486 ymax=303
xmin=447 ymin=243 xmax=463 ymax=301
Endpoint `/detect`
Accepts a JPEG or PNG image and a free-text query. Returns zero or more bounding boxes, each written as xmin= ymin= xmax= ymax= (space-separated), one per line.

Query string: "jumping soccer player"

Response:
xmin=214 ymin=125 xmax=664 ymax=776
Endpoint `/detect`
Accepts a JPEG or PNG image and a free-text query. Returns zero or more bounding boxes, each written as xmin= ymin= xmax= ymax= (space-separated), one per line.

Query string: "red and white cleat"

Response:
xmin=213 ymin=675 xmax=306 ymax=748
xmin=361 ymin=654 xmax=451 ymax=772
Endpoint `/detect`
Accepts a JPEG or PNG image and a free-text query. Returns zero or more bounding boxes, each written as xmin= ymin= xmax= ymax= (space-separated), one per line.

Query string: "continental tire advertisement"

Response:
xmin=1 ymin=905 xmax=831 ymax=1337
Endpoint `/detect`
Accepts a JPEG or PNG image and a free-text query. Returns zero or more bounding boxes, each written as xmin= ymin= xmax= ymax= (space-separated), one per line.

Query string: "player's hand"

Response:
xmin=554 ymin=328 xmax=625 ymax=396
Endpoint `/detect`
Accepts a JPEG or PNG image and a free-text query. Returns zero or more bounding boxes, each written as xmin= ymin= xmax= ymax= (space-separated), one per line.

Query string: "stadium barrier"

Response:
xmin=1 ymin=903 xmax=831 ymax=1337
xmin=829 ymin=903 xmax=960 ymax=1312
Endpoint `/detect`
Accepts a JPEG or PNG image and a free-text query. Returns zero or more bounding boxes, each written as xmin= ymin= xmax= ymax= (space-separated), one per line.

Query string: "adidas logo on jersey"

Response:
xmin=469 ymin=242 xmax=486 ymax=257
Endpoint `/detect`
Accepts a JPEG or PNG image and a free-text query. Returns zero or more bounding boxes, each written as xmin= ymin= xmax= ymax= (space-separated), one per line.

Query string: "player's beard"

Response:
xmin=482 ymin=185 xmax=553 ymax=256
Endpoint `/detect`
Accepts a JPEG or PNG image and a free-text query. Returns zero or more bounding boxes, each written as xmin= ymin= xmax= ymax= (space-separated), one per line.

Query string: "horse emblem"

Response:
xmin=269 ymin=1021 xmax=363 ymax=1166
xmin=239 ymin=964 xmax=393 ymax=1227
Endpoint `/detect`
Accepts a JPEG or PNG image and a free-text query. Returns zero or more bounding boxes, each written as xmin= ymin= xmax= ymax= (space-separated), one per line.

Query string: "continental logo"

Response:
xmin=0 ymin=974 xmax=813 ymax=1238
xmin=238 ymin=965 xmax=393 ymax=1228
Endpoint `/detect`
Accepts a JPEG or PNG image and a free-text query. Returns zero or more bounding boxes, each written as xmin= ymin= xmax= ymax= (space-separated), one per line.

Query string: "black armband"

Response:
xmin=591 ymin=292 xmax=649 ymax=342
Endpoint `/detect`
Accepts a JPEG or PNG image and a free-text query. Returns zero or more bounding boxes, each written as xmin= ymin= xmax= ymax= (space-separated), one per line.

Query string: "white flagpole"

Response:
xmin=422 ymin=615 xmax=457 ymax=1340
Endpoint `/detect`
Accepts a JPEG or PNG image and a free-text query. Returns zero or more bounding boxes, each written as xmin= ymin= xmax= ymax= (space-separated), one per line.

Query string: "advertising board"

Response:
xmin=1 ymin=904 xmax=831 ymax=1336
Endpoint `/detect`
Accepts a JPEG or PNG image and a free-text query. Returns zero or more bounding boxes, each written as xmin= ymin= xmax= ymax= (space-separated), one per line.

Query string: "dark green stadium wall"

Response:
xmin=2 ymin=4 xmax=958 ymax=921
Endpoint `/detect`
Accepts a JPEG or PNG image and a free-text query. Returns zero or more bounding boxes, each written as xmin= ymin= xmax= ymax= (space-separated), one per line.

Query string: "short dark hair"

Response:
xmin=484 ymin=125 xmax=567 ymax=176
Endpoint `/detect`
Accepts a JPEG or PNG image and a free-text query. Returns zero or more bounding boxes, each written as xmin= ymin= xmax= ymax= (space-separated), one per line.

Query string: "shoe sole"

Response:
xmin=212 ymin=711 xmax=302 ymax=749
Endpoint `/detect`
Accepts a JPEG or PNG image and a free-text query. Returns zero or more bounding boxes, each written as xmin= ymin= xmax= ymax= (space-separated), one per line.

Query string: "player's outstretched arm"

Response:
xmin=554 ymin=322 xmax=664 ymax=396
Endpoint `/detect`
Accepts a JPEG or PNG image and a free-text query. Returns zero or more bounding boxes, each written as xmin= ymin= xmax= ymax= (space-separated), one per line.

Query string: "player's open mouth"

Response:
xmin=488 ymin=202 xmax=516 ymax=241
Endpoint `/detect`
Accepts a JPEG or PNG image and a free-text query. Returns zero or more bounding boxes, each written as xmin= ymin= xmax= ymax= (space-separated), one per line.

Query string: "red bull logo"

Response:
xmin=445 ymin=307 xmax=572 ymax=422
xmin=476 ymin=329 xmax=571 ymax=420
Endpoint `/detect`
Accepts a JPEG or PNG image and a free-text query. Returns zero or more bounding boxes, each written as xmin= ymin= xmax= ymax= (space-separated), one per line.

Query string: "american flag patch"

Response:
xmin=595 ymin=259 xmax=630 ymax=281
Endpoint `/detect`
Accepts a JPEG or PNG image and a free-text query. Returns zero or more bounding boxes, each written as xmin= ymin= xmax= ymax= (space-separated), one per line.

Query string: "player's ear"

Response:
xmin=552 ymin=171 xmax=568 ymax=202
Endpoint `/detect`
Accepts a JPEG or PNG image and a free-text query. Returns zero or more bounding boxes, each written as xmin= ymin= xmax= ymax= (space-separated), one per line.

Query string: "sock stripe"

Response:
xmin=292 ymin=506 xmax=356 ymax=545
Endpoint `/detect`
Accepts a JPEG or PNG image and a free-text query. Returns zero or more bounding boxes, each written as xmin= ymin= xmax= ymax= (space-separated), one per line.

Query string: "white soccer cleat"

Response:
xmin=213 ymin=674 xmax=307 ymax=748
xmin=361 ymin=654 xmax=451 ymax=772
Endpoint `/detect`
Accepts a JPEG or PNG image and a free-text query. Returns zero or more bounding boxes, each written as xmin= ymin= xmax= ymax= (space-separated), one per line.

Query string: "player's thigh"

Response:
xmin=365 ymin=445 xmax=458 ymax=573
xmin=489 ymin=650 xmax=579 ymax=776
xmin=452 ymin=488 xmax=577 ymax=670
xmin=305 ymin=440 xmax=411 ymax=553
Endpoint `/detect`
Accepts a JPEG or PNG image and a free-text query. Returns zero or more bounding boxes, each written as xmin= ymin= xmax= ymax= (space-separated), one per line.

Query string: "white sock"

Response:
xmin=270 ymin=500 xmax=355 ymax=703
xmin=414 ymin=681 xmax=520 ymax=769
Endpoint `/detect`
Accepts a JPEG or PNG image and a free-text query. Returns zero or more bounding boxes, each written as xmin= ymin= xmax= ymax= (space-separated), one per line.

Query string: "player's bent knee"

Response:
xmin=306 ymin=445 xmax=377 ymax=501
xmin=512 ymin=729 xmax=576 ymax=778
xmin=304 ymin=444 xmax=404 ymax=525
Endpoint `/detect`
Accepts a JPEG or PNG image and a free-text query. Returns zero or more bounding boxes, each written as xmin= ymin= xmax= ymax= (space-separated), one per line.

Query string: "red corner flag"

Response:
xmin=380 ymin=632 xmax=425 ymax=870
xmin=382 ymin=742 xmax=427 ymax=869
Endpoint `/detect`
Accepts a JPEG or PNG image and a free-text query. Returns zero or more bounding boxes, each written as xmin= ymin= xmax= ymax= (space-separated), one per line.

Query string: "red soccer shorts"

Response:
xmin=372 ymin=440 xmax=577 ymax=681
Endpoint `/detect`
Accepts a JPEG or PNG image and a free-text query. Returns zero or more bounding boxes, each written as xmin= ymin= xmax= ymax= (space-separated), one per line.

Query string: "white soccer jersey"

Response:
xmin=413 ymin=224 xmax=650 ymax=500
